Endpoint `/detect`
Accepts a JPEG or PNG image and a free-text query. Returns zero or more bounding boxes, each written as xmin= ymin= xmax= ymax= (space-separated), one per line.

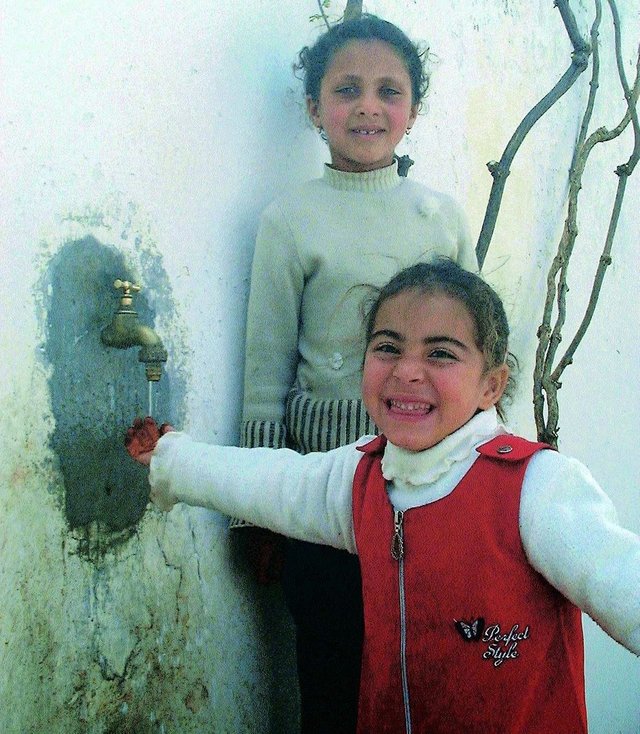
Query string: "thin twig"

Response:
xmin=608 ymin=0 xmax=640 ymax=169
xmin=316 ymin=0 xmax=331 ymax=30
xmin=541 ymin=8 xmax=603 ymax=384
xmin=476 ymin=1 xmax=591 ymax=269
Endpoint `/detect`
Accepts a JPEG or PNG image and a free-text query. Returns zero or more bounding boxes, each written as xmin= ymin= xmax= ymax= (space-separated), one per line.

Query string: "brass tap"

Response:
xmin=101 ymin=279 xmax=168 ymax=381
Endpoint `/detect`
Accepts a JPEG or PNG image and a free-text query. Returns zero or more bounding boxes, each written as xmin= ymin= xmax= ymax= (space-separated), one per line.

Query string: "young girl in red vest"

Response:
xmin=127 ymin=260 xmax=640 ymax=734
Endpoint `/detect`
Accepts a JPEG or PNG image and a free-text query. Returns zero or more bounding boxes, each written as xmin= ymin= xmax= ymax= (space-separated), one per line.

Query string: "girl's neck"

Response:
xmin=323 ymin=160 xmax=402 ymax=192
xmin=381 ymin=408 xmax=503 ymax=486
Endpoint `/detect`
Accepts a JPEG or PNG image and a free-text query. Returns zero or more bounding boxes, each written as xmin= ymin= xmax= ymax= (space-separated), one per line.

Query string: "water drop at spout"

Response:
xmin=148 ymin=380 xmax=154 ymax=418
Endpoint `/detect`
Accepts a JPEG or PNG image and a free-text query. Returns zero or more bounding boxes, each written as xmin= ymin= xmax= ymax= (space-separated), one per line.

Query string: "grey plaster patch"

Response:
xmin=40 ymin=236 xmax=186 ymax=543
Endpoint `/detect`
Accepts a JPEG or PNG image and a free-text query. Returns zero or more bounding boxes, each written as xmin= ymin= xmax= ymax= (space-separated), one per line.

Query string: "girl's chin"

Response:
xmin=384 ymin=428 xmax=439 ymax=453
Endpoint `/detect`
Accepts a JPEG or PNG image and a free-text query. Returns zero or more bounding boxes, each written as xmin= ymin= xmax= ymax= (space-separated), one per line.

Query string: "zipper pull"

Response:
xmin=391 ymin=509 xmax=404 ymax=561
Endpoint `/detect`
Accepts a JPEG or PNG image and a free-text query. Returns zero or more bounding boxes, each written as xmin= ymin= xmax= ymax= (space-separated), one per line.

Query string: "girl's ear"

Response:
xmin=306 ymin=96 xmax=321 ymax=127
xmin=407 ymin=104 xmax=419 ymax=130
xmin=478 ymin=364 xmax=509 ymax=410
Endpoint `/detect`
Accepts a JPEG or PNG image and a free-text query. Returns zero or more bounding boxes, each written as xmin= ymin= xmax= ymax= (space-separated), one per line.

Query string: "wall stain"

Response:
xmin=40 ymin=235 xmax=186 ymax=556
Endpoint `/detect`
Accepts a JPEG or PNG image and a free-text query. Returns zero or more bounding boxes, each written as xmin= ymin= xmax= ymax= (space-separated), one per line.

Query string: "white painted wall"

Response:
xmin=1 ymin=1 xmax=638 ymax=731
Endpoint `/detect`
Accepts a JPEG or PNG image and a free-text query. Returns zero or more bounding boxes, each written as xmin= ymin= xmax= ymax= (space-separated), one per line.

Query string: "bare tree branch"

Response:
xmin=533 ymin=0 xmax=640 ymax=446
xmin=536 ymin=7 xmax=603 ymax=411
xmin=476 ymin=1 xmax=591 ymax=269
xmin=571 ymin=0 xmax=603 ymax=169
xmin=607 ymin=0 xmax=640 ymax=170
xmin=343 ymin=0 xmax=363 ymax=21
xmin=550 ymin=12 xmax=640 ymax=381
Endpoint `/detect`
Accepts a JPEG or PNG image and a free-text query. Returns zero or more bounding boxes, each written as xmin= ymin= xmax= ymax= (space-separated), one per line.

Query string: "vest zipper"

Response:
xmin=391 ymin=509 xmax=404 ymax=561
xmin=392 ymin=509 xmax=412 ymax=733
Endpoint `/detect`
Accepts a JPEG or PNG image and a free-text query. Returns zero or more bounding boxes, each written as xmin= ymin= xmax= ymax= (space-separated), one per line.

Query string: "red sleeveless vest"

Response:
xmin=352 ymin=434 xmax=587 ymax=734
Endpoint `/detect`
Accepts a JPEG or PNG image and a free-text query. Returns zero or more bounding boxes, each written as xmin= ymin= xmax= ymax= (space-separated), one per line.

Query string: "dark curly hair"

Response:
xmin=296 ymin=14 xmax=429 ymax=107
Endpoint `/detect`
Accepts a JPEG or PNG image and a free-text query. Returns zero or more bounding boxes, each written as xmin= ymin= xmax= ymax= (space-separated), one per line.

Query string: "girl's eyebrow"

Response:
xmin=369 ymin=328 xmax=403 ymax=341
xmin=378 ymin=76 xmax=407 ymax=86
xmin=334 ymin=74 xmax=361 ymax=84
xmin=334 ymin=74 xmax=407 ymax=86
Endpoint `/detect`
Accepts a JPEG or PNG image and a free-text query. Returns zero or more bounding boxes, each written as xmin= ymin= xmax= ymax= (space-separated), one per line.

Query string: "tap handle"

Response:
xmin=113 ymin=279 xmax=141 ymax=296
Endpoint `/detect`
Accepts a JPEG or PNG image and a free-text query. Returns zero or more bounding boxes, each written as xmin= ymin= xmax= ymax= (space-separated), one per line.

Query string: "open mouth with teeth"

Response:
xmin=386 ymin=398 xmax=434 ymax=417
xmin=351 ymin=128 xmax=384 ymax=135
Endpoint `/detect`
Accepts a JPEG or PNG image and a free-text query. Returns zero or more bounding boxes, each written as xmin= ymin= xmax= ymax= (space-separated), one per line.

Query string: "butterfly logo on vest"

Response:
xmin=454 ymin=617 xmax=485 ymax=642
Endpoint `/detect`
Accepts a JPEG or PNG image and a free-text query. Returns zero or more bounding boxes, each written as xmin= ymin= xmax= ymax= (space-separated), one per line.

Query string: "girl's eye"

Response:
xmin=336 ymin=86 xmax=359 ymax=97
xmin=372 ymin=342 xmax=400 ymax=356
xmin=380 ymin=86 xmax=401 ymax=97
xmin=429 ymin=348 xmax=458 ymax=361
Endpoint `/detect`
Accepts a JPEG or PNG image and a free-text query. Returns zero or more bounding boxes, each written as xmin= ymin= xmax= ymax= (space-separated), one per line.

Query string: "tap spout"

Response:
xmin=101 ymin=280 xmax=168 ymax=381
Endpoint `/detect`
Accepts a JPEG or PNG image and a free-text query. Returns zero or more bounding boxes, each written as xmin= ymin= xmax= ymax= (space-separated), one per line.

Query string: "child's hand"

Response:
xmin=125 ymin=417 xmax=173 ymax=466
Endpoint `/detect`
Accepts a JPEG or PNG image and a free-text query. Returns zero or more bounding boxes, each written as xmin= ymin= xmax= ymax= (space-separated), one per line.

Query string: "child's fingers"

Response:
xmin=125 ymin=416 xmax=161 ymax=460
xmin=134 ymin=450 xmax=154 ymax=467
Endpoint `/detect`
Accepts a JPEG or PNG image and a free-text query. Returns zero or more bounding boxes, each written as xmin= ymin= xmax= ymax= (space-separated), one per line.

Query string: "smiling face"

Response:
xmin=307 ymin=39 xmax=418 ymax=173
xmin=362 ymin=289 xmax=508 ymax=452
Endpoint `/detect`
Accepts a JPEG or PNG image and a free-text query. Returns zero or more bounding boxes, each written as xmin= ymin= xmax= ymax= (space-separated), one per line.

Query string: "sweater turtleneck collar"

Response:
xmin=381 ymin=408 xmax=506 ymax=487
xmin=323 ymin=160 xmax=402 ymax=193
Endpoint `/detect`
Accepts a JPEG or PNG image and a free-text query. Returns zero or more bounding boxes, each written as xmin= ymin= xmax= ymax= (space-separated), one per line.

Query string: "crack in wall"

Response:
xmin=156 ymin=536 xmax=185 ymax=625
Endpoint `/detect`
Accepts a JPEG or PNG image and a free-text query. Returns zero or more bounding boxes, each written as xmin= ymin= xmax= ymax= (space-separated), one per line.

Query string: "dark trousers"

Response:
xmin=282 ymin=539 xmax=364 ymax=734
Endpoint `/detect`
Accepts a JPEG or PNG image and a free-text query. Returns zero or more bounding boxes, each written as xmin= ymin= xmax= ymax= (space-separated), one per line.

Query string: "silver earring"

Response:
xmin=318 ymin=126 xmax=328 ymax=143
xmin=405 ymin=128 xmax=412 ymax=137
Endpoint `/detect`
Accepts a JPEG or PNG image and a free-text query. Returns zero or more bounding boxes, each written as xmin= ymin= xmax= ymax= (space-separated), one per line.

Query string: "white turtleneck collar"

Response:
xmin=382 ymin=408 xmax=507 ymax=508
xmin=323 ymin=160 xmax=402 ymax=193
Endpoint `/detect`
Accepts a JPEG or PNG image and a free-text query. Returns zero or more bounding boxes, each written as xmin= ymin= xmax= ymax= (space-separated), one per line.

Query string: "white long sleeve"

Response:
xmin=520 ymin=450 xmax=640 ymax=654
xmin=149 ymin=431 xmax=364 ymax=551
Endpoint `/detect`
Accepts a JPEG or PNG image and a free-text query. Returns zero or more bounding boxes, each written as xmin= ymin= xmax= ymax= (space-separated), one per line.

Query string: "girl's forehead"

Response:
xmin=374 ymin=289 xmax=475 ymax=332
xmin=325 ymin=39 xmax=410 ymax=78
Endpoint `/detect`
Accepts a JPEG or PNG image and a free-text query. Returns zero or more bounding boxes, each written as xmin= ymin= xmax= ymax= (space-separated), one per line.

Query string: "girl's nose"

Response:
xmin=392 ymin=356 xmax=425 ymax=383
xmin=356 ymin=90 xmax=380 ymax=117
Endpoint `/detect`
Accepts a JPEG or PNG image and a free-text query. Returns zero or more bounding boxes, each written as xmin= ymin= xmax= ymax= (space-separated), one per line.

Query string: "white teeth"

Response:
xmin=354 ymin=129 xmax=380 ymax=135
xmin=389 ymin=400 xmax=431 ymax=412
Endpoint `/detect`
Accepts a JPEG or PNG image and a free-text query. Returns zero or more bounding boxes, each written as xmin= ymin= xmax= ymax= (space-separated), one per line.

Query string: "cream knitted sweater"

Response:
xmin=241 ymin=161 xmax=476 ymax=450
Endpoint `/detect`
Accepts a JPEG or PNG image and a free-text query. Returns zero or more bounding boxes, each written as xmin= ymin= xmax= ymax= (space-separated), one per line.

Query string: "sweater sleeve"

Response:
xmin=240 ymin=202 xmax=305 ymax=448
xmin=520 ymin=450 xmax=640 ymax=655
xmin=419 ymin=188 xmax=477 ymax=272
xmin=450 ymin=198 xmax=477 ymax=272
xmin=149 ymin=431 xmax=362 ymax=552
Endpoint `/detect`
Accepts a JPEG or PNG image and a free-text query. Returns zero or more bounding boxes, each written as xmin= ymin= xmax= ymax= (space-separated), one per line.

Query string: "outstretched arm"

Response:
xmin=125 ymin=418 xmax=363 ymax=552
xmin=521 ymin=450 xmax=640 ymax=656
